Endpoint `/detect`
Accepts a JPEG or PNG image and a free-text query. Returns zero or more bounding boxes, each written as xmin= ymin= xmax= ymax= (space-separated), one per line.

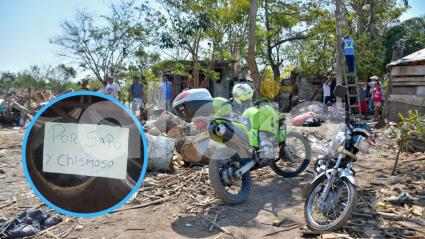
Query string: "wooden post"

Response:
xmin=335 ymin=0 xmax=343 ymax=87
xmin=335 ymin=0 xmax=344 ymax=107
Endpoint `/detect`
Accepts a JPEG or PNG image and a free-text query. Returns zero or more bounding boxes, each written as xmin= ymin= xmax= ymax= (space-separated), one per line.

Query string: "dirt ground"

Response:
xmin=0 ymin=123 xmax=424 ymax=239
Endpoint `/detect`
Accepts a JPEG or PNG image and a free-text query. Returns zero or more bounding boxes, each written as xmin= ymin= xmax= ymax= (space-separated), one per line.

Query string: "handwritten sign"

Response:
xmin=43 ymin=122 xmax=129 ymax=180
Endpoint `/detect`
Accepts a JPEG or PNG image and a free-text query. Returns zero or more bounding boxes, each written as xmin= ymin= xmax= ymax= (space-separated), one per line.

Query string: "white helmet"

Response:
xmin=232 ymin=83 xmax=253 ymax=104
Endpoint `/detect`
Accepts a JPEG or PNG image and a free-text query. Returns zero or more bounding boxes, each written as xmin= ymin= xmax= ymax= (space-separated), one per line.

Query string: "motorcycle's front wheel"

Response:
xmin=271 ymin=131 xmax=311 ymax=177
xmin=208 ymin=149 xmax=251 ymax=205
xmin=304 ymin=174 xmax=357 ymax=232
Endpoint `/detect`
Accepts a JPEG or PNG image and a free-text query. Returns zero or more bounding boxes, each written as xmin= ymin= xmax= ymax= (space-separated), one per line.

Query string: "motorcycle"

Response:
xmin=172 ymin=88 xmax=312 ymax=205
xmin=304 ymin=85 xmax=375 ymax=232
xmin=201 ymin=99 xmax=311 ymax=204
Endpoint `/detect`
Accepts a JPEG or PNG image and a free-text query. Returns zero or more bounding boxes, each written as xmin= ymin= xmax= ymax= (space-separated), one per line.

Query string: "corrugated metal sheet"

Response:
xmin=388 ymin=48 xmax=425 ymax=66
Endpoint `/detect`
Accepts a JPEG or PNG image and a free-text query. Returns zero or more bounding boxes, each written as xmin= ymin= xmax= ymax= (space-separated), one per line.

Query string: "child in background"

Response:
xmin=373 ymin=82 xmax=382 ymax=121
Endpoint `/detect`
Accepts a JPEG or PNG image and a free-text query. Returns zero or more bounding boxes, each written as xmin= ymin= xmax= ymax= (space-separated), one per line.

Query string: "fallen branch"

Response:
xmin=112 ymin=197 xmax=169 ymax=213
xmin=396 ymin=221 xmax=425 ymax=235
xmin=209 ymin=213 xmax=219 ymax=232
xmin=201 ymin=215 xmax=231 ymax=235
xmin=263 ymin=224 xmax=299 ymax=236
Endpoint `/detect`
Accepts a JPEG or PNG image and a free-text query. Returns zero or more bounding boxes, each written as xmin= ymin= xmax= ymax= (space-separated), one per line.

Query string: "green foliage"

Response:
xmin=151 ymin=61 xmax=191 ymax=78
xmin=0 ymin=72 xmax=17 ymax=92
xmin=384 ymin=17 xmax=425 ymax=63
xmin=394 ymin=110 xmax=425 ymax=152
xmin=52 ymin=0 xmax=163 ymax=84
xmin=160 ymin=0 xmax=211 ymax=49
xmin=353 ymin=32 xmax=387 ymax=80
xmin=200 ymin=65 xmax=220 ymax=81
xmin=291 ymin=9 xmax=335 ymax=77
xmin=1 ymin=64 xmax=78 ymax=95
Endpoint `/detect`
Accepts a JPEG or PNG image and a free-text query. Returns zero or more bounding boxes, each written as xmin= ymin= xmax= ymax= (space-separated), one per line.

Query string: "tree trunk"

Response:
xmin=368 ymin=0 xmax=377 ymax=40
xmin=193 ymin=56 xmax=200 ymax=88
xmin=247 ymin=0 xmax=262 ymax=99
xmin=265 ymin=0 xmax=276 ymax=79
xmin=391 ymin=39 xmax=406 ymax=61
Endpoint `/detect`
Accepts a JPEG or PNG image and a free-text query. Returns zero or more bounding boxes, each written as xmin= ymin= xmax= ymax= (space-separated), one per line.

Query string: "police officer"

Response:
xmin=342 ymin=36 xmax=355 ymax=73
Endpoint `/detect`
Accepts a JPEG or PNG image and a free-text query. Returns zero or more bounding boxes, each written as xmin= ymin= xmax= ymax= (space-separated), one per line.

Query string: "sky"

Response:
xmin=0 ymin=0 xmax=424 ymax=74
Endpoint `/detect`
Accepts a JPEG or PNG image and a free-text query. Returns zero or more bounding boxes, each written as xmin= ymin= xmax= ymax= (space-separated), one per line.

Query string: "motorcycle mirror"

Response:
xmin=333 ymin=84 xmax=347 ymax=98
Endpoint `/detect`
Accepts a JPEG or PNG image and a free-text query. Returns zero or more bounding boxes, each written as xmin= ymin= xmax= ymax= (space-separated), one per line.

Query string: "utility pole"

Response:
xmin=335 ymin=0 xmax=343 ymax=87
xmin=335 ymin=0 xmax=344 ymax=109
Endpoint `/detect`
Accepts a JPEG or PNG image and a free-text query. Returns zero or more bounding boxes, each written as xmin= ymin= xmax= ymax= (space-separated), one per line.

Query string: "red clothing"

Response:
xmin=373 ymin=88 xmax=382 ymax=103
xmin=360 ymin=101 xmax=367 ymax=113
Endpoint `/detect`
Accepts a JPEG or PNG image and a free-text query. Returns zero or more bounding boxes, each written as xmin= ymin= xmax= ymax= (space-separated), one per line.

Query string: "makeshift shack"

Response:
xmin=387 ymin=48 xmax=425 ymax=121
xmin=158 ymin=60 xmax=237 ymax=100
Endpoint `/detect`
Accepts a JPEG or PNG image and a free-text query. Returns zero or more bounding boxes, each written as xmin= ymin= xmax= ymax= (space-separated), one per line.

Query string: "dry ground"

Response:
xmin=0 ymin=124 xmax=424 ymax=239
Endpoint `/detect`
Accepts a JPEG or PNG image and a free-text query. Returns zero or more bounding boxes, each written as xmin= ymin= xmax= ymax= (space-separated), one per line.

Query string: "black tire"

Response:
xmin=304 ymin=175 xmax=357 ymax=232
xmin=271 ymin=131 xmax=311 ymax=177
xmin=208 ymin=150 xmax=251 ymax=205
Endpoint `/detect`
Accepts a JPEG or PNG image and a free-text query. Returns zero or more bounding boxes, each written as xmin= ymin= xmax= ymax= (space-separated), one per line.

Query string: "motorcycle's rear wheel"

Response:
xmin=208 ymin=149 xmax=251 ymax=205
xmin=271 ymin=131 xmax=311 ymax=177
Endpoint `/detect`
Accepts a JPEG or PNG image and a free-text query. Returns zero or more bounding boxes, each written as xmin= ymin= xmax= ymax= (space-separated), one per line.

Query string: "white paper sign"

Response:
xmin=43 ymin=122 xmax=129 ymax=180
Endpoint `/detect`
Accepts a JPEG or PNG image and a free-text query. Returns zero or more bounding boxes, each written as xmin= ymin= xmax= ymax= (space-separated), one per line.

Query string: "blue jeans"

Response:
xmin=345 ymin=55 xmax=355 ymax=73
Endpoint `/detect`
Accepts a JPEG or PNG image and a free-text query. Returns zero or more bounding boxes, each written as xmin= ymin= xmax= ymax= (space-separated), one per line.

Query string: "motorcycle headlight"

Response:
xmin=354 ymin=135 xmax=371 ymax=154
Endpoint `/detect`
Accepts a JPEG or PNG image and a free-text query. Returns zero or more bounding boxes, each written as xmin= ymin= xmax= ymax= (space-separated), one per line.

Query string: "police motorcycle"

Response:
xmin=172 ymin=84 xmax=311 ymax=204
xmin=304 ymin=85 xmax=375 ymax=231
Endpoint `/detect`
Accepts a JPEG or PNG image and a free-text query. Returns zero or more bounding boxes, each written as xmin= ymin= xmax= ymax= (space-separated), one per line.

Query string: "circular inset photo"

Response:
xmin=22 ymin=91 xmax=148 ymax=217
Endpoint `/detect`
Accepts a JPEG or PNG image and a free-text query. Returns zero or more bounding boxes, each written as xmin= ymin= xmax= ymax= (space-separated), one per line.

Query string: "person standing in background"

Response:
xmin=161 ymin=76 xmax=172 ymax=111
xmin=358 ymin=83 xmax=368 ymax=118
xmin=342 ymin=36 xmax=356 ymax=73
xmin=372 ymin=82 xmax=383 ymax=121
xmin=128 ymin=76 xmax=145 ymax=120
xmin=368 ymin=76 xmax=378 ymax=113
xmin=322 ymin=76 xmax=333 ymax=114
xmin=105 ymin=76 xmax=120 ymax=100
xmin=322 ymin=76 xmax=333 ymax=106
xmin=80 ymin=79 xmax=90 ymax=91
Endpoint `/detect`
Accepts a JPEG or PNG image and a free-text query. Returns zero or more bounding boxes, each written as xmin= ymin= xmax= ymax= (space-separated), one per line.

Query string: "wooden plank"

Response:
xmin=391 ymin=65 xmax=425 ymax=76
xmin=392 ymin=82 xmax=425 ymax=86
xmin=392 ymin=76 xmax=425 ymax=82
xmin=388 ymin=94 xmax=425 ymax=107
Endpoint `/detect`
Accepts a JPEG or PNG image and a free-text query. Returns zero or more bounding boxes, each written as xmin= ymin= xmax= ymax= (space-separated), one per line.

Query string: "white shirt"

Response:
xmin=105 ymin=83 xmax=120 ymax=99
xmin=323 ymin=82 xmax=331 ymax=97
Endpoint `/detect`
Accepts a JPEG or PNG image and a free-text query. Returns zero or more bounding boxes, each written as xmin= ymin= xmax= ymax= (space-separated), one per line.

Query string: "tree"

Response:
xmin=261 ymin=0 xmax=322 ymax=79
xmin=0 ymin=72 xmax=17 ymax=92
xmin=52 ymin=0 xmax=162 ymax=85
xmin=384 ymin=17 xmax=425 ymax=63
xmin=159 ymin=0 xmax=211 ymax=88
xmin=204 ymin=0 xmax=250 ymax=80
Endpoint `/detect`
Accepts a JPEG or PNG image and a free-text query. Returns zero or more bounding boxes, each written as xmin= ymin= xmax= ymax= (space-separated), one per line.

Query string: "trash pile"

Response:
xmin=325 ymin=150 xmax=425 ymax=238
xmin=122 ymin=166 xmax=216 ymax=214
xmin=0 ymin=209 xmax=62 ymax=238
xmin=0 ymin=89 xmax=56 ymax=126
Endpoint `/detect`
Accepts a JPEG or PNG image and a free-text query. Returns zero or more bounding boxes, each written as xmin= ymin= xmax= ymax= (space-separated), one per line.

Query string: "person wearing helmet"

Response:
xmin=232 ymin=83 xmax=254 ymax=114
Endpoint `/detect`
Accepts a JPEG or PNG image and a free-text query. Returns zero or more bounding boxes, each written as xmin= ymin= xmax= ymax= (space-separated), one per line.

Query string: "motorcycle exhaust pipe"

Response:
xmin=215 ymin=123 xmax=234 ymax=142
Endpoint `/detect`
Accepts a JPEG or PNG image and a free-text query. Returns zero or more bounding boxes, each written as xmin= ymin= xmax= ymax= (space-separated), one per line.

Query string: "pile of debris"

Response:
xmin=118 ymin=166 xmax=216 ymax=215
xmin=0 ymin=209 xmax=62 ymax=238
xmin=325 ymin=154 xmax=425 ymax=238
xmin=145 ymin=111 xmax=220 ymax=172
